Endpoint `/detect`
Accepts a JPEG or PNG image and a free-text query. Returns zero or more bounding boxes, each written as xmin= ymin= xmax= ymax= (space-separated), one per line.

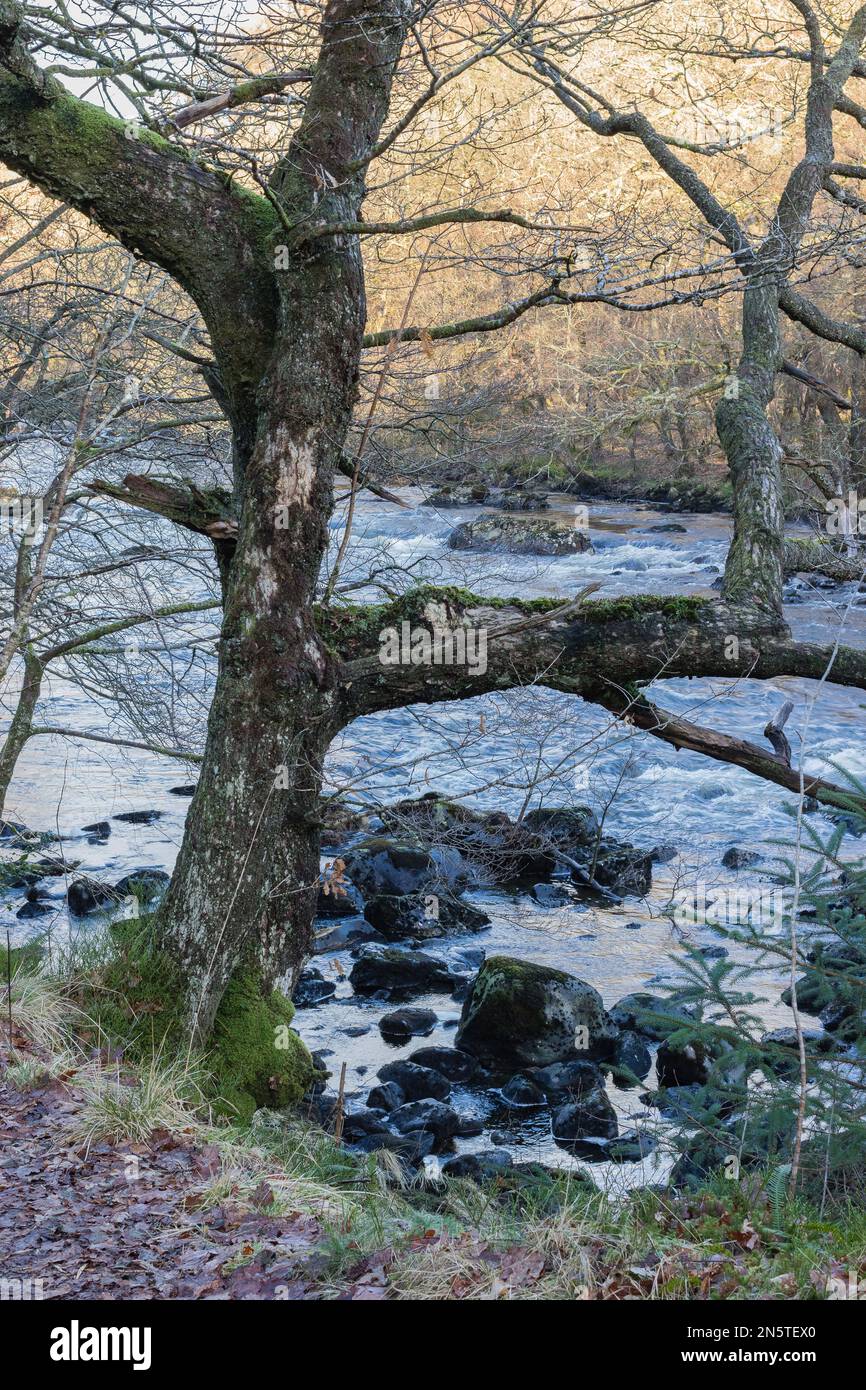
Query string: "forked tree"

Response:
xmin=4 ymin=0 xmax=866 ymax=1045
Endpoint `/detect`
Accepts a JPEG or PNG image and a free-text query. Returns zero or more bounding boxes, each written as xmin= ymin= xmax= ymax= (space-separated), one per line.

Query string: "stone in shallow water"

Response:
xmin=349 ymin=943 xmax=460 ymax=999
xmin=113 ymin=809 xmax=164 ymax=825
xmin=378 ymin=1006 xmax=437 ymax=1042
xmin=456 ymin=955 xmax=619 ymax=1067
xmin=377 ymin=1059 xmax=450 ymax=1101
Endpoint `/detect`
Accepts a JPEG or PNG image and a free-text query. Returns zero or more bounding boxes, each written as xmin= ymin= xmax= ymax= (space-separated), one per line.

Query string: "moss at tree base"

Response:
xmin=210 ymin=971 xmax=318 ymax=1122
xmin=73 ymin=917 xmax=318 ymax=1124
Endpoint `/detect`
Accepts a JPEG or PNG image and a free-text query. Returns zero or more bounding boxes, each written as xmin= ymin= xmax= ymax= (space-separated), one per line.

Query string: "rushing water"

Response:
xmin=4 ymin=489 xmax=865 ymax=1182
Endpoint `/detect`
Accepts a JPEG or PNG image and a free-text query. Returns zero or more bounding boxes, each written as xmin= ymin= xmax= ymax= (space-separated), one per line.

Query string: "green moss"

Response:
xmin=72 ymin=917 xmax=317 ymax=1123
xmin=582 ymin=594 xmax=711 ymax=624
xmin=209 ymin=971 xmax=318 ymax=1122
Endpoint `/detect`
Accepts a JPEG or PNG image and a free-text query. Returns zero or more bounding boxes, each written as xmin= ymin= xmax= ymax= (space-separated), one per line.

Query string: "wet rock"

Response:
xmin=113 ymin=810 xmax=164 ymax=825
xmin=606 ymin=1131 xmax=658 ymax=1162
xmin=456 ymin=956 xmax=619 ymax=1067
xmin=423 ymin=483 xmax=492 ymax=507
xmin=389 ymin=1099 xmax=461 ymax=1150
xmin=364 ymin=891 xmax=489 ymax=940
xmin=589 ymin=844 xmax=652 ymax=897
xmin=81 ymin=820 xmax=111 ymax=840
xmin=497 ymin=491 xmax=550 ymax=512
xmin=408 ymin=1046 xmax=479 ymax=1083
xmin=698 ymin=946 xmax=728 ymax=960
xmin=645 ymin=522 xmax=687 ymax=533
xmin=349 ymin=943 xmax=459 ymax=999
xmin=525 ymin=1059 xmax=604 ymax=1101
xmin=607 ymin=1030 xmax=652 ymax=1086
xmin=343 ymin=837 xmax=471 ymax=897
xmin=500 ymin=1075 xmax=545 ymax=1107
xmin=292 ymin=968 xmax=337 ymax=1009
xmin=650 ymin=844 xmax=678 ymax=864
xmin=67 ymin=877 xmax=116 ymax=916
xmin=168 ymin=784 xmax=196 ymax=797
xmin=530 ymin=881 xmax=577 ymax=907
xmin=722 ymin=846 xmax=763 ymax=870
xmin=17 ymin=893 xmax=52 ymax=918
xmin=609 ymin=992 xmax=694 ymax=1041
xmin=522 ymin=806 xmax=600 ymax=853
xmin=316 ymin=881 xmax=363 ymax=919
xmin=379 ymin=1007 xmax=437 ymax=1042
xmin=448 ymin=514 xmax=593 ymax=556
xmin=377 ymin=1059 xmax=450 ymax=1101
xmin=440 ymin=1150 xmax=516 ymax=1181
xmin=552 ymin=1088 xmax=618 ymax=1151
xmin=342 ymin=1109 xmax=391 ymax=1143
xmin=656 ymin=1037 xmax=710 ymax=1088
xmin=366 ymin=1081 xmax=405 ymax=1113
xmin=113 ymin=867 xmax=170 ymax=903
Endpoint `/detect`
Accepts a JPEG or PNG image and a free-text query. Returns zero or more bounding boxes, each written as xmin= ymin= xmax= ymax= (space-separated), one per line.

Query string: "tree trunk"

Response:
xmin=0 ymin=646 xmax=42 ymax=813
xmin=717 ymin=272 xmax=785 ymax=612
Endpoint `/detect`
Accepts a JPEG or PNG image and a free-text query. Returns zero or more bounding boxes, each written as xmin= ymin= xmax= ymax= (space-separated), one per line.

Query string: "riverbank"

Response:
xmin=3 ymin=1015 xmax=864 ymax=1301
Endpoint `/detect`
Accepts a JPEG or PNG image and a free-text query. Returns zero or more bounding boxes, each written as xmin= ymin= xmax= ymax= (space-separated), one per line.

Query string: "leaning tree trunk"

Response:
xmin=0 ymin=645 xmax=42 ymax=813
xmin=153 ymin=0 xmax=409 ymax=1042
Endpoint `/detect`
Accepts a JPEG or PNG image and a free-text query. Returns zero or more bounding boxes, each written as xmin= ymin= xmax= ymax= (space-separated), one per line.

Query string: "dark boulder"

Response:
xmin=607 ymin=1030 xmax=652 ymax=1086
xmin=499 ymin=1075 xmax=545 ymax=1107
xmin=609 ymin=992 xmax=694 ymax=1041
xmin=457 ymin=956 xmax=619 ymax=1067
xmin=448 ymin=515 xmax=593 ymax=556
xmin=408 ymin=1046 xmax=480 ymax=1083
xmin=366 ymin=1081 xmax=405 ymax=1113
xmin=113 ymin=867 xmax=170 ymax=903
xmin=316 ymin=881 xmax=364 ymax=918
xmin=389 ymin=1099 xmax=461 ymax=1150
xmin=113 ymin=810 xmax=164 ymax=825
xmin=349 ymin=944 xmax=459 ymax=999
xmin=656 ymin=1037 xmax=711 ymax=1088
xmin=377 ymin=1059 xmax=450 ymax=1101
xmin=81 ymin=820 xmax=111 ymax=840
xmin=440 ymin=1150 xmax=516 ymax=1180
xmin=379 ymin=1006 xmax=437 ymax=1042
xmin=552 ymin=1088 xmax=618 ymax=1151
xmin=67 ymin=877 xmax=116 ymax=916
xmin=292 ymin=968 xmax=337 ymax=1009
xmin=525 ymin=1059 xmax=605 ymax=1101
xmin=722 ymin=846 xmax=764 ymax=870
xmin=168 ymin=785 xmax=196 ymax=797
xmin=343 ymin=837 xmax=471 ymax=897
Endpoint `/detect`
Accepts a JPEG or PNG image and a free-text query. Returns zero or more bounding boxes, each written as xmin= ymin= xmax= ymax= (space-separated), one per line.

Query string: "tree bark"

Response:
xmin=0 ymin=646 xmax=42 ymax=811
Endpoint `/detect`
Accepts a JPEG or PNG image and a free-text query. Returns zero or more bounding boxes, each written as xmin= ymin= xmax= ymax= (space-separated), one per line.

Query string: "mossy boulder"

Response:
xmin=447 ymin=514 xmax=592 ymax=556
xmin=456 ymin=955 xmax=619 ymax=1066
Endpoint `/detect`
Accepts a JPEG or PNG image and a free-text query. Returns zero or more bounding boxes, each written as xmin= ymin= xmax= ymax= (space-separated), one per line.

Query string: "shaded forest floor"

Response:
xmin=3 ymin=1032 xmax=866 ymax=1301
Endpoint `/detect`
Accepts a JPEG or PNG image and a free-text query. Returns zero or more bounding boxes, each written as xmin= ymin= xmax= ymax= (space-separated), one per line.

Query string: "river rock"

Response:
xmin=113 ymin=867 xmax=170 ymax=902
xmin=456 ymin=956 xmax=619 ymax=1066
xmin=440 ymin=1150 xmax=516 ymax=1180
xmin=168 ymin=785 xmax=196 ymax=797
xmin=366 ymin=1081 xmax=405 ymax=1112
xmin=607 ymin=1030 xmax=652 ymax=1085
xmin=389 ymin=1099 xmax=461 ymax=1150
xmin=499 ymin=1075 xmax=545 ymax=1106
xmin=349 ymin=943 xmax=459 ymax=999
xmin=656 ymin=1037 xmax=710 ymax=1088
xmin=113 ymin=810 xmax=164 ymax=825
xmin=316 ymin=881 xmax=364 ymax=918
xmin=377 ymin=1059 xmax=450 ymax=1100
xmin=363 ymin=890 xmax=489 ymax=940
xmin=524 ymin=1058 xmax=604 ymax=1101
xmin=423 ymin=483 xmax=492 ymax=507
xmin=343 ymin=837 xmax=472 ymax=897
xmin=67 ymin=877 xmax=117 ymax=915
xmin=448 ymin=514 xmax=593 ymax=556
xmin=379 ymin=1007 xmax=437 ymax=1042
xmin=609 ymin=992 xmax=694 ymax=1040
xmin=551 ymin=1087 xmax=618 ymax=1151
xmin=82 ymin=820 xmax=111 ymax=840
xmin=408 ymin=1046 xmax=480 ymax=1083
xmin=292 ymin=968 xmax=337 ymax=1009
xmin=722 ymin=846 xmax=763 ymax=869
